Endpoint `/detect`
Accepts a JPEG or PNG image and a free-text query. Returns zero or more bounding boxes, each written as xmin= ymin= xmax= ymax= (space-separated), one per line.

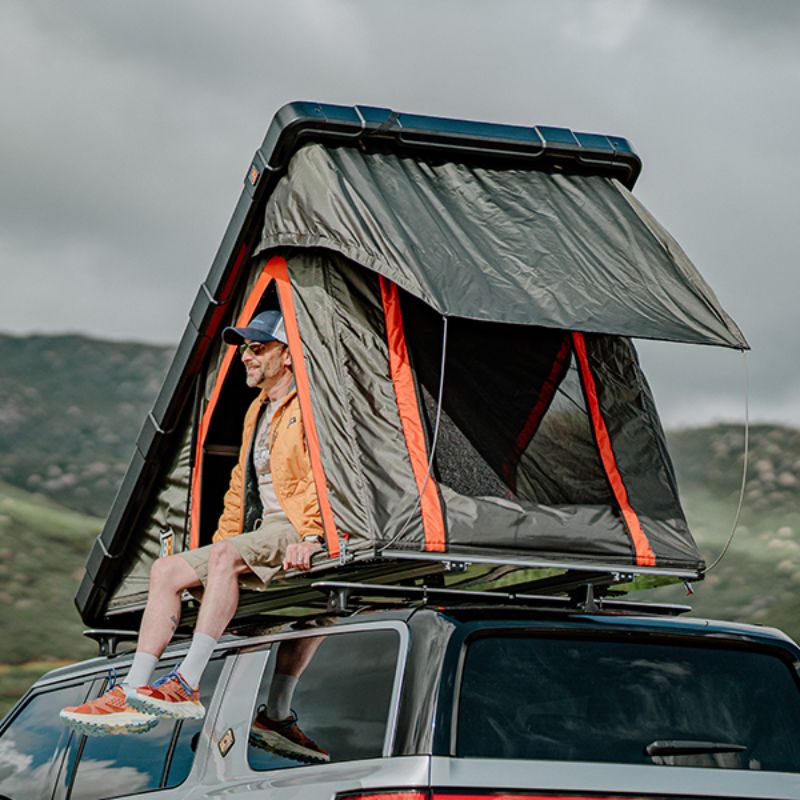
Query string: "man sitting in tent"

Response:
xmin=61 ymin=310 xmax=326 ymax=746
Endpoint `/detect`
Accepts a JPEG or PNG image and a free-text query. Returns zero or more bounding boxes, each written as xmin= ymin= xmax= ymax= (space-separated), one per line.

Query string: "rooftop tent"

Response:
xmin=75 ymin=103 xmax=747 ymax=626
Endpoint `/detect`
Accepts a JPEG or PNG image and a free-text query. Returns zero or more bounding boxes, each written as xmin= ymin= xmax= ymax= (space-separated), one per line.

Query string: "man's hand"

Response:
xmin=283 ymin=540 xmax=322 ymax=571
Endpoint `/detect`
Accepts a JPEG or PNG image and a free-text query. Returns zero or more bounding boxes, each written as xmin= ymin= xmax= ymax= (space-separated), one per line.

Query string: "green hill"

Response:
xmin=0 ymin=481 xmax=101 ymax=716
xmin=0 ymin=480 xmax=99 ymax=666
xmin=0 ymin=333 xmax=173 ymax=518
xmin=645 ymin=424 xmax=800 ymax=638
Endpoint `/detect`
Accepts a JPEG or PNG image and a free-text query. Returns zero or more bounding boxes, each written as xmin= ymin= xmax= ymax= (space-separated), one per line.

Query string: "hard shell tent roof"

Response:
xmin=75 ymin=103 xmax=747 ymax=627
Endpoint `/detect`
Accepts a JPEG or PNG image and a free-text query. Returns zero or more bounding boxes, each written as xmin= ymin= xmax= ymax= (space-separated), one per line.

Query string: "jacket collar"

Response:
xmin=258 ymin=380 xmax=296 ymax=415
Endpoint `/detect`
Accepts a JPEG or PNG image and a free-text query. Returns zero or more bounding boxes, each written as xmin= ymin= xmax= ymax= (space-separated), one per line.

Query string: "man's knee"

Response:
xmin=150 ymin=554 xmax=198 ymax=593
xmin=207 ymin=540 xmax=244 ymax=574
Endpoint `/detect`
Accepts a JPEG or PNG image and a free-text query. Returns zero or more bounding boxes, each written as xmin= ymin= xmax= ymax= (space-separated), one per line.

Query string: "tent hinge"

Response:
xmin=200 ymin=282 xmax=225 ymax=306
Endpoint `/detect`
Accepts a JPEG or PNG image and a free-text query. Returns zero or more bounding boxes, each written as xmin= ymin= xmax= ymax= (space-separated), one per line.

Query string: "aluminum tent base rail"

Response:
xmin=379 ymin=548 xmax=702 ymax=580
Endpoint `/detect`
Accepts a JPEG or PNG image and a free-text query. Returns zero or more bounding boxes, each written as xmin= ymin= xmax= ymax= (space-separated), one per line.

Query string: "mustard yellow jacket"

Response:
xmin=212 ymin=388 xmax=323 ymax=542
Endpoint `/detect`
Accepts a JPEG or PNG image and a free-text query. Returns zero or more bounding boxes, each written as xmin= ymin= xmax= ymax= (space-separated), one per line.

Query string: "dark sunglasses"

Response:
xmin=238 ymin=341 xmax=271 ymax=357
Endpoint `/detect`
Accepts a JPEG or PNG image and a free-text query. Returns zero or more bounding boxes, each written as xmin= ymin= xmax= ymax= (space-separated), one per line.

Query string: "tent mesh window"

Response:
xmin=402 ymin=291 xmax=613 ymax=507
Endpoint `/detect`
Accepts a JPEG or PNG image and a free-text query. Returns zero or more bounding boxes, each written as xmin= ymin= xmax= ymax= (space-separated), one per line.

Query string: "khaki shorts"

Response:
xmin=179 ymin=515 xmax=301 ymax=594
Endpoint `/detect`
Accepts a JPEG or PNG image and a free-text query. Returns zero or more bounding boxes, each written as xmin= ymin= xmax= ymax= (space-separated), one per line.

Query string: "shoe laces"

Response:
xmin=152 ymin=670 xmax=194 ymax=695
xmin=106 ymin=666 xmax=119 ymax=691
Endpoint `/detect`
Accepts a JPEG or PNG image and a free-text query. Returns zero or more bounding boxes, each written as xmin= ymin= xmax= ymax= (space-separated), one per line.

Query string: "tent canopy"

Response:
xmin=259 ymin=143 xmax=746 ymax=348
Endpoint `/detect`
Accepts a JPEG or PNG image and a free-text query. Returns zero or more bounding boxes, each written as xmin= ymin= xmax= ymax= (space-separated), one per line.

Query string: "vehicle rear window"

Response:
xmin=457 ymin=634 xmax=800 ymax=772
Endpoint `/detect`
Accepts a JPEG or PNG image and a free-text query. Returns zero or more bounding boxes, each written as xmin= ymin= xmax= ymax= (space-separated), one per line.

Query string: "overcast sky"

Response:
xmin=1 ymin=0 xmax=798 ymax=428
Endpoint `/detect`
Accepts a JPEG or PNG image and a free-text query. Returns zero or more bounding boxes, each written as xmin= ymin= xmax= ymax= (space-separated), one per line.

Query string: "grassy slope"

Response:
xmin=633 ymin=425 xmax=800 ymax=641
xmin=0 ymin=481 xmax=98 ymax=665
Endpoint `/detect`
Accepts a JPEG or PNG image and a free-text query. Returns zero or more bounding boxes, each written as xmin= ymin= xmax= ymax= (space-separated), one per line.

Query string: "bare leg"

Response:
xmin=137 ymin=555 xmax=203 ymax=657
xmin=275 ymin=636 xmax=325 ymax=677
xmin=267 ymin=636 xmax=326 ymax=720
xmin=194 ymin=540 xmax=252 ymax=639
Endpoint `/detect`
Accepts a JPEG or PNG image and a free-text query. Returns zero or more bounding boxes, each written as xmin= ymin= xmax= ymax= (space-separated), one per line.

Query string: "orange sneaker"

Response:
xmin=60 ymin=685 xmax=159 ymax=736
xmin=127 ymin=671 xmax=205 ymax=719
xmin=249 ymin=706 xmax=330 ymax=762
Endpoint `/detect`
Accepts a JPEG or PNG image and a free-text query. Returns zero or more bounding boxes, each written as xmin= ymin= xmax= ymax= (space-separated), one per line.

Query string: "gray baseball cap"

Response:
xmin=222 ymin=310 xmax=288 ymax=346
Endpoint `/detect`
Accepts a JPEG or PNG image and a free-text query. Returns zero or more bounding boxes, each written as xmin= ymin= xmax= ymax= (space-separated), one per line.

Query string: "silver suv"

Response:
xmin=2 ymin=583 xmax=799 ymax=800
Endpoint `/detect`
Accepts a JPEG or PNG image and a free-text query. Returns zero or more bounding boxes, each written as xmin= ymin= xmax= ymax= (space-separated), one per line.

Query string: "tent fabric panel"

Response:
xmin=440 ymin=486 xmax=636 ymax=564
xmin=516 ymin=352 xmax=614 ymax=506
xmin=441 ymin=487 xmax=700 ymax=571
xmin=278 ymin=251 xmax=372 ymax=546
xmin=282 ymin=251 xmax=428 ymax=549
xmin=585 ymin=334 xmax=702 ymax=569
xmin=506 ymin=336 xmax=573 ymax=491
xmin=572 ymin=331 xmax=656 ymax=567
xmin=108 ymin=413 xmax=193 ymax=610
xmin=257 ymin=143 xmax=746 ymax=348
xmin=515 ymin=354 xmax=614 ymax=507
xmin=267 ymin=256 xmax=341 ymax=557
xmin=380 ymin=277 xmax=446 ymax=552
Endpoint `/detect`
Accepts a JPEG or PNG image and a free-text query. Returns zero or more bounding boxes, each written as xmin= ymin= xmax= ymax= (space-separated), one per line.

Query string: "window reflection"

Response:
xmin=0 ymin=682 xmax=87 ymax=800
xmin=68 ymin=659 xmax=222 ymax=799
xmin=248 ymin=628 xmax=400 ymax=771
xmin=458 ymin=636 xmax=800 ymax=772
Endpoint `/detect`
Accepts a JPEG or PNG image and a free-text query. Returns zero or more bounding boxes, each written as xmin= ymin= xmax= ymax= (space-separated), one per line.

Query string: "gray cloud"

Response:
xmin=1 ymin=0 xmax=798 ymax=426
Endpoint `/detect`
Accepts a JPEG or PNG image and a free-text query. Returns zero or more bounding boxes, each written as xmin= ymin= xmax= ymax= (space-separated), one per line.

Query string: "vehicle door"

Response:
xmin=196 ymin=620 xmax=429 ymax=799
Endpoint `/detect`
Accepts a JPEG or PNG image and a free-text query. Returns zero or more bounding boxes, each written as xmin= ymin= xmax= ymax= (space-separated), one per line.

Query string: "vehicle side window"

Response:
xmin=248 ymin=628 xmax=400 ymax=771
xmin=67 ymin=659 xmax=223 ymax=799
xmin=0 ymin=681 xmax=90 ymax=800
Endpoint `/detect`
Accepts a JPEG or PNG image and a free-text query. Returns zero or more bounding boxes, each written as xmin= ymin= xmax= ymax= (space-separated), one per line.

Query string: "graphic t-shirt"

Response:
xmin=252 ymin=402 xmax=288 ymax=520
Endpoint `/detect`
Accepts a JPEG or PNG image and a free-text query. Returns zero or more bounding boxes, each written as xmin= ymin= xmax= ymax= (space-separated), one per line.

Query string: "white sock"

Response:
xmin=267 ymin=673 xmax=299 ymax=720
xmin=176 ymin=633 xmax=218 ymax=689
xmin=125 ymin=652 xmax=158 ymax=691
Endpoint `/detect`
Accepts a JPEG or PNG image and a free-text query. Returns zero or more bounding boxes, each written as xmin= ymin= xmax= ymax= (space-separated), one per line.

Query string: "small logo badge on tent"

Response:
xmin=248 ymin=164 xmax=260 ymax=187
xmin=159 ymin=528 xmax=173 ymax=559
xmin=287 ymin=416 xmax=297 ymax=427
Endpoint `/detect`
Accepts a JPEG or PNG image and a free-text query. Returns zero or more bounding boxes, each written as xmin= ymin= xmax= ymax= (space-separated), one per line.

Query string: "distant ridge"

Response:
xmin=0 ymin=332 xmax=173 ymax=518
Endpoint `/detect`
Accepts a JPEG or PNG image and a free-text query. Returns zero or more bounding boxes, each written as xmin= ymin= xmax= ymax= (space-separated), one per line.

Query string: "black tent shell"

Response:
xmin=74 ymin=103 xmax=746 ymax=626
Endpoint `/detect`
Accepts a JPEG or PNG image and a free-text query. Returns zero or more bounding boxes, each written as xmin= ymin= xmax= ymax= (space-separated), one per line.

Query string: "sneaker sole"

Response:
xmin=60 ymin=710 xmax=159 ymax=736
xmin=249 ymin=728 xmax=330 ymax=763
xmin=127 ymin=693 xmax=205 ymax=720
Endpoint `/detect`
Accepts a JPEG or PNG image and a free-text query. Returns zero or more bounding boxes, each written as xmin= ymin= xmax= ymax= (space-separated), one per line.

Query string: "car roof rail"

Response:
xmin=312 ymin=580 xmax=691 ymax=617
